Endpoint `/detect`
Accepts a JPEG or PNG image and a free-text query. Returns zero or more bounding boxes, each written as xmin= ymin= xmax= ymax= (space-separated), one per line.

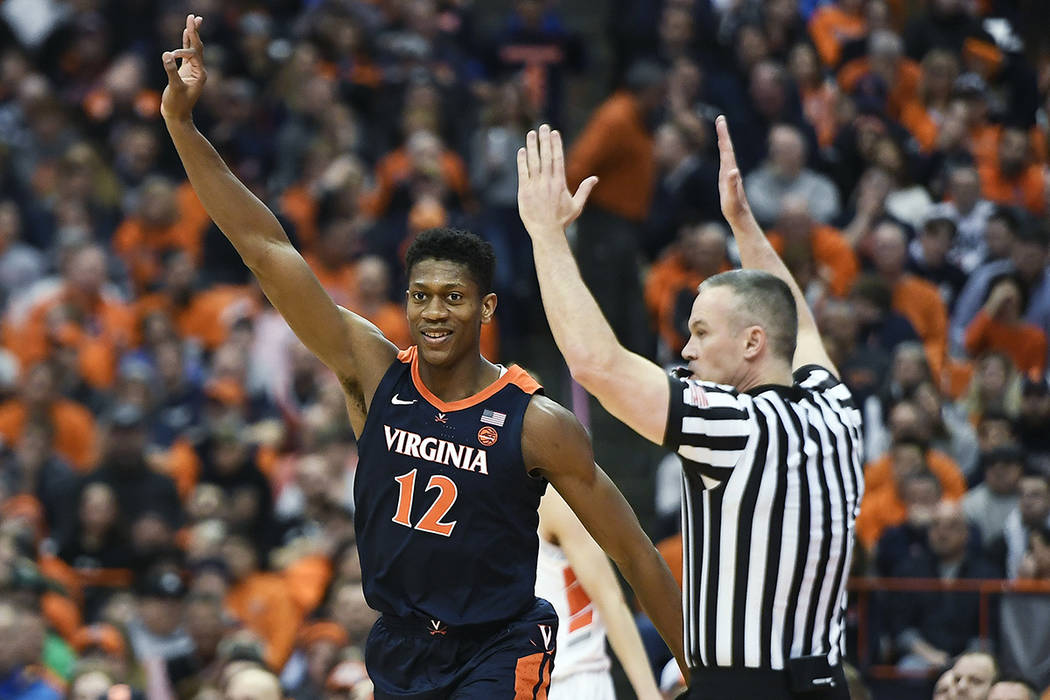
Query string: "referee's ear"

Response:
xmin=742 ymin=325 xmax=766 ymax=360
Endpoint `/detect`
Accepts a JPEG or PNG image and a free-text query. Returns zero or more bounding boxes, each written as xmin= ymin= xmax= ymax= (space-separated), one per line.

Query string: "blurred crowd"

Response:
xmin=0 ymin=0 xmax=1048 ymax=698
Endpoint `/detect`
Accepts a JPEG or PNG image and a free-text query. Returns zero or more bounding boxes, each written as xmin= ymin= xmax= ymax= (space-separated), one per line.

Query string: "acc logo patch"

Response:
xmin=477 ymin=426 xmax=498 ymax=446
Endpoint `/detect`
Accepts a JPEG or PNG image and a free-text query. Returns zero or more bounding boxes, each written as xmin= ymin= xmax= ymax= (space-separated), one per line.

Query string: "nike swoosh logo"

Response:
xmin=391 ymin=394 xmax=417 ymax=405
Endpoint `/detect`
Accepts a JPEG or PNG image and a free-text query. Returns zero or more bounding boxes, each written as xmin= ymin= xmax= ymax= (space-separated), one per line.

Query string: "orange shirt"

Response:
xmin=361 ymin=147 xmax=470 ymax=218
xmin=304 ymin=253 xmax=358 ymax=308
xmin=136 ymin=285 xmax=256 ymax=351
xmin=858 ymin=450 xmax=966 ymax=549
xmin=801 ymin=83 xmax=839 ymax=149
xmin=226 ymin=573 xmax=304 ymax=671
xmin=964 ymin=310 xmax=1047 ymax=378
xmin=566 ymin=92 xmax=655 ymax=222
xmin=359 ymin=302 xmax=411 ymax=350
xmin=112 ymin=216 xmax=206 ymax=292
xmin=644 ymin=249 xmax=729 ymax=354
xmin=892 ymin=274 xmax=949 ymax=378
xmin=280 ymin=184 xmax=319 ymax=252
xmin=899 ymin=101 xmax=941 ymax=153
xmin=768 ymin=225 xmax=859 ymax=297
xmin=837 ymin=57 xmax=921 ymax=120
xmin=0 ymin=399 xmax=97 ymax=471
xmin=808 ymin=5 xmax=867 ymax=67
xmin=978 ymin=162 xmax=1047 ymax=214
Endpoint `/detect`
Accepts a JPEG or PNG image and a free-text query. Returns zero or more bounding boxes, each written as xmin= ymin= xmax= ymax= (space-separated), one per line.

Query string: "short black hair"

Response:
xmin=405 ymin=228 xmax=496 ymax=294
xmin=698 ymin=269 xmax=798 ymax=363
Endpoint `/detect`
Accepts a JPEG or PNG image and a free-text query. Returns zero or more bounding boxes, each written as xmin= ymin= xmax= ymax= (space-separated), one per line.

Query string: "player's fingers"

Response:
xmin=187 ymin=14 xmax=205 ymax=57
xmin=162 ymin=52 xmax=184 ymax=86
xmin=516 ymin=147 xmax=529 ymax=183
xmin=571 ymin=175 xmax=598 ymax=211
xmin=526 ymin=130 xmax=540 ymax=179
xmin=551 ymin=129 xmax=566 ymax=183
xmin=715 ymin=115 xmax=739 ymax=171
xmin=538 ymin=124 xmax=552 ymax=175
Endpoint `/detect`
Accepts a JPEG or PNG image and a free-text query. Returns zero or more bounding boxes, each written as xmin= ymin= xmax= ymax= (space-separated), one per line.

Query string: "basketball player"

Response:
xmin=160 ymin=15 xmax=684 ymax=699
xmin=536 ymin=490 xmax=662 ymax=700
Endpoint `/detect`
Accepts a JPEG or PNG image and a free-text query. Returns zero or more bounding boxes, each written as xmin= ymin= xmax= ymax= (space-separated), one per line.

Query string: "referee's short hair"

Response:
xmin=698 ymin=269 xmax=798 ymax=363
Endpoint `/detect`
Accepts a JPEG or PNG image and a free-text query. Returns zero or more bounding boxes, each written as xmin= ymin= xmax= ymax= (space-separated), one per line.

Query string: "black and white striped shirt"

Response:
xmin=663 ymin=365 xmax=864 ymax=671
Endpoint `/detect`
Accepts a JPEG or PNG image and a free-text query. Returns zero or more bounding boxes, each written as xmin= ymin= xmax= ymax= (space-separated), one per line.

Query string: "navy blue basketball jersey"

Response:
xmin=355 ymin=347 xmax=547 ymax=626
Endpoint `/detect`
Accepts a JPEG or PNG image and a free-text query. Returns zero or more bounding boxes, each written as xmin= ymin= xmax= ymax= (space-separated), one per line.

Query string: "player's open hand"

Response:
xmin=160 ymin=14 xmax=207 ymax=123
xmin=517 ymin=124 xmax=598 ymax=239
xmin=715 ymin=115 xmax=757 ymax=230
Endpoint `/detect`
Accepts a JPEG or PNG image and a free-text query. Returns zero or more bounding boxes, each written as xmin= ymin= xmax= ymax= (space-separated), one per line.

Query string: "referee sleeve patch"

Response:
xmin=663 ymin=374 xmax=751 ymax=462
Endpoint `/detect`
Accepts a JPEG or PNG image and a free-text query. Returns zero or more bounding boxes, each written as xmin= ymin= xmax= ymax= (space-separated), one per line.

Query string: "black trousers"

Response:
xmin=685 ymin=665 xmax=850 ymax=700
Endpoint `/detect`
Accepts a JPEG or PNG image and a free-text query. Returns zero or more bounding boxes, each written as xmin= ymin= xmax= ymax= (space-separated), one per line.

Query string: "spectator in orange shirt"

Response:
xmin=808 ymin=0 xmax=867 ymax=68
xmin=899 ymin=49 xmax=961 ymax=153
xmin=788 ymin=43 xmax=840 ymax=149
xmin=838 ymin=30 xmax=921 ymax=121
xmin=872 ymin=220 xmax=950 ymax=377
xmin=349 ymin=256 xmax=410 ymax=350
xmin=566 ymin=59 xmax=664 ymax=354
xmin=965 ymin=275 xmax=1047 ymax=378
xmin=766 ymin=195 xmax=859 ymax=298
xmin=643 ymin=222 xmax=729 ymax=359
xmin=361 ymin=129 xmax=471 ymax=221
xmin=303 ymin=218 xmax=361 ymax=308
xmin=979 ymin=126 xmax=1047 ymax=215
xmin=112 ymin=177 xmax=207 ymax=294
xmin=0 ymin=363 xmax=96 ymax=472
xmin=856 ymin=437 xmax=963 ymax=550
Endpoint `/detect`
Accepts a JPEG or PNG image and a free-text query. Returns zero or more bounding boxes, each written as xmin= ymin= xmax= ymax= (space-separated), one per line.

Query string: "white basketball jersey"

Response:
xmin=535 ymin=537 xmax=611 ymax=680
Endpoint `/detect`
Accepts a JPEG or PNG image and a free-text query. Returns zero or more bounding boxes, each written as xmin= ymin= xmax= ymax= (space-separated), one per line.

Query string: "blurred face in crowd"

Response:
xmin=750 ymin=62 xmax=786 ymax=119
xmin=949 ymin=167 xmax=981 ymax=213
xmin=934 ymin=670 xmax=957 ymax=700
xmin=920 ymin=220 xmax=955 ymax=266
xmin=222 ymin=537 xmax=258 ymax=581
xmin=1011 ymin=237 xmax=1048 ymax=284
xmin=997 ymin=128 xmax=1029 ymax=178
xmin=818 ymin=299 xmax=858 ymax=351
xmin=922 ymin=50 xmax=959 ymax=103
xmin=977 ymin=416 xmax=1013 ymax=452
xmin=186 ymin=597 xmax=226 ymax=660
xmin=777 ymin=196 xmax=813 ymax=244
xmin=660 ymin=5 xmax=693 ymax=52
xmin=985 ymin=456 xmax=1023 ymax=496
xmin=735 ymin=25 xmax=768 ymax=73
xmin=988 ymin=682 xmax=1035 ymax=700
xmin=987 ymin=277 xmax=1023 ymax=323
xmin=984 ymin=217 xmax=1014 ymax=261
xmin=70 ymin=670 xmax=113 ymax=700
xmin=872 ymin=222 xmax=908 ymax=278
xmin=1019 ymin=476 xmax=1050 ymax=528
xmin=902 ymin=474 xmax=941 ymax=527
xmin=106 ymin=423 xmax=147 ymax=470
xmin=331 ymin=582 xmax=378 ymax=642
xmin=888 ymin=400 xmax=929 ymax=442
xmin=654 ymin=123 xmax=689 ymax=170
xmin=355 ymin=256 xmax=391 ymax=306
xmin=306 ymin=639 xmax=341 ymax=686
xmin=768 ymin=125 xmax=805 ymax=177
xmin=788 ymin=43 xmax=820 ymax=87
xmin=890 ymin=442 xmax=925 ymax=484
xmin=953 ymin=653 xmax=996 ymax=700
xmin=66 ymin=245 xmax=108 ymax=298
xmin=225 ymin=667 xmax=282 ymax=700
xmin=928 ymin=501 xmax=969 ymax=562
xmin=679 ymin=223 xmax=727 ymax=277
xmin=80 ymin=483 xmax=119 ymax=536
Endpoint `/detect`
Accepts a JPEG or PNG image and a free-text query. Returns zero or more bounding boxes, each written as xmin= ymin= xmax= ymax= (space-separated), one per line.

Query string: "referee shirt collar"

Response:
xmin=743 ymin=382 xmax=802 ymax=400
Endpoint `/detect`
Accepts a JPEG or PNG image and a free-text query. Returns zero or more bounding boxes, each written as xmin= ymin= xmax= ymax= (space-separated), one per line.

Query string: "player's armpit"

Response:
xmin=248 ymin=241 xmax=397 ymax=432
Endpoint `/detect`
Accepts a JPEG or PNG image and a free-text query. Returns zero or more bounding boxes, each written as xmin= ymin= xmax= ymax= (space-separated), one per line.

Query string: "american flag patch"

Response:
xmin=480 ymin=409 xmax=506 ymax=427
xmin=689 ymin=383 xmax=709 ymax=408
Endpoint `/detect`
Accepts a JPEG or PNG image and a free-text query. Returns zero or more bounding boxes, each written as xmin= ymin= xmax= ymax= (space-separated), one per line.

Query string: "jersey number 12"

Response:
xmin=392 ymin=469 xmax=458 ymax=537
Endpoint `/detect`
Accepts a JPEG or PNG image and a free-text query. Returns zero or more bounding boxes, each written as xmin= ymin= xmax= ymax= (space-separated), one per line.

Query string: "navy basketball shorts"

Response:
xmin=365 ymin=597 xmax=558 ymax=700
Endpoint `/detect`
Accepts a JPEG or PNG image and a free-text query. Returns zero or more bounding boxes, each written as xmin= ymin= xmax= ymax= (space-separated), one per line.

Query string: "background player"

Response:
xmin=160 ymin=14 xmax=683 ymax=699
xmin=536 ymin=489 xmax=662 ymax=700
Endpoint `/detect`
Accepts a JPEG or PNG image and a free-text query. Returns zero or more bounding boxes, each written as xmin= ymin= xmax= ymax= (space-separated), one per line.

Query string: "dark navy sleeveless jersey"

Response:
xmin=355 ymin=346 xmax=547 ymax=626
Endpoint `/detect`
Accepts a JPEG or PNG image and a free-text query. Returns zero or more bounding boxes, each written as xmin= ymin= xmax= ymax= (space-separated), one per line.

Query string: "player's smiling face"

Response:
xmin=406 ymin=258 xmax=495 ymax=367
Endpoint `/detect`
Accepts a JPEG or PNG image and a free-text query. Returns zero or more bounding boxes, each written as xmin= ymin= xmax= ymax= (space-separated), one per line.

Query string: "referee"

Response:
xmin=517 ymin=118 xmax=863 ymax=698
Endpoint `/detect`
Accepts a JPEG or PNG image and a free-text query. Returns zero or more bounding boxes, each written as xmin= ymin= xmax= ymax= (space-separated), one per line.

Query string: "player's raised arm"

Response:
xmin=714 ymin=115 xmax=836 ymax=375
xmin=517 ymin=125 xmax=671 ymax=444
xmin=523 ymin=396 xmax=687 ymax=681
xmin=538 ymin=490 xmax=663 ymax=700
xmin=160 ymin=15 xmax=396 ymax=432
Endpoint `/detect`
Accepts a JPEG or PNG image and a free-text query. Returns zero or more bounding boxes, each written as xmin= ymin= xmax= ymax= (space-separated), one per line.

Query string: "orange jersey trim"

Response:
xmin=398 ymin=346 xmax=541 ymax=411
xmin=514 ymin=651 xmax=551 ymax=700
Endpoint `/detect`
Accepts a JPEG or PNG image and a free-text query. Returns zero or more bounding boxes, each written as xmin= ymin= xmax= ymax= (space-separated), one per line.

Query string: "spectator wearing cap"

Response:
xmin=87 ymin=403 xmax=182 ymax=531
xmin=940 ymin=167 xmax=997 ymax=273
xmin=125 ymin=571 xmax=191 ymax=664
xmin=909 ymin=206 xmax=968 ymax=312
xmin=565 ymin=58 xmax=664 ymax=356
xmin=965 ymin=274 xmax=1047 ymax=378
xmin=964 ymin=446 xmax=1027 ymax=547
xmin=952 ymin=223 xmax=1050 ymax=364
xmin=744 ymin=124 xmax=841 ymax=227
xmin=979 ymin=126 xmax=1048 ymax=215
xmin=989 ymin=473 xmax=1050 ymax=579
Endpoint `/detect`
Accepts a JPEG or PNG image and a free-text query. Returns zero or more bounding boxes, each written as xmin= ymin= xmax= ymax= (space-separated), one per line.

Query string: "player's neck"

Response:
xmin=417 ymin=353 xmax=501 ymax=404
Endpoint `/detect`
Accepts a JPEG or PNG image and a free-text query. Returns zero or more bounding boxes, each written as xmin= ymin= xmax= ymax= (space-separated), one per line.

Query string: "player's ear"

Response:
xmin=481 ymin=292 xmax=497 ymax=324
